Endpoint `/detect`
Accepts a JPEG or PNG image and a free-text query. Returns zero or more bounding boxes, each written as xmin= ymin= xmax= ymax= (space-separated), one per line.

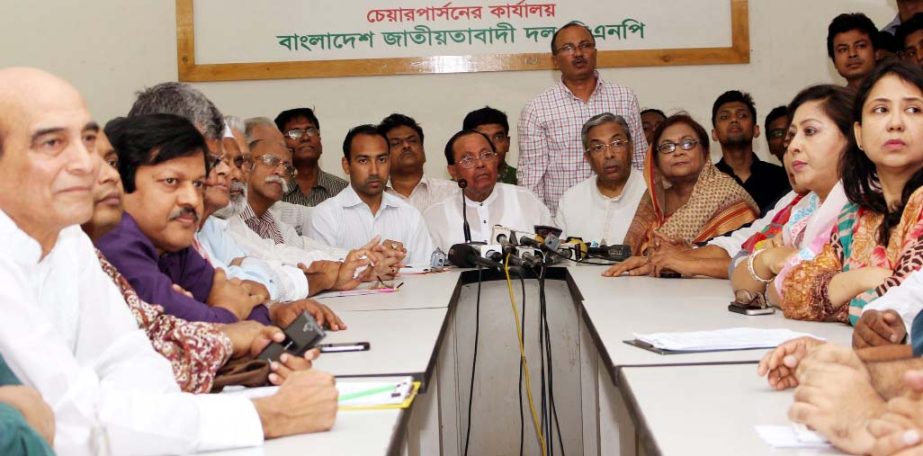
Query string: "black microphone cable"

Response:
xmin=463 ymin=265 xmax=482 ymax=456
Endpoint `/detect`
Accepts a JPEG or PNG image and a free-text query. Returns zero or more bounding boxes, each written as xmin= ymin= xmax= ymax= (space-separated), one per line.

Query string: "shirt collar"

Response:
xmin=557 ymin=71 xmax=603 ymax=100
xmin=464 ymin=184 xmax=500 ymax=207
xmin=340 ymin=185 xmax=401 ymax=211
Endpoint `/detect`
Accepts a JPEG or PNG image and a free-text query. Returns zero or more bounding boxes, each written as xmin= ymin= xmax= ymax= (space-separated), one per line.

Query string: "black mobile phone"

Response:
xmin=256 ymin=311 xmax=326 ymax=363
xmin=727 ymin=303 xmax=776 ymax=316
xmin=318 ymin=342 xmax=371 ymax=353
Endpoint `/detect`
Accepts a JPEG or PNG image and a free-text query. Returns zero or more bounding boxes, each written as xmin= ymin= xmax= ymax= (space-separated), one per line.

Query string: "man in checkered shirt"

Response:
xmin=517 ymin=21 xmax=647 ymax=215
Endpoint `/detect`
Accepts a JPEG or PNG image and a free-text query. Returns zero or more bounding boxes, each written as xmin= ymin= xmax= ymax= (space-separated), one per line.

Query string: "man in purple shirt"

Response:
xmin=97 ymin=114 xmax=271 ymax=324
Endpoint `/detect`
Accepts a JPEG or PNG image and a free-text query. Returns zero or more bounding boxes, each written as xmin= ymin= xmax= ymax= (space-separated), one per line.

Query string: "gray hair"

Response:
xmin=224 ymin=115 xmax=245 ymax=135
xmin=128 ymin=82 xmax=224 ymax=140
xmin=244 ymin=117 xmax=277 ymax=144
xmin=581 ymin=113 xmax=631 ymax=150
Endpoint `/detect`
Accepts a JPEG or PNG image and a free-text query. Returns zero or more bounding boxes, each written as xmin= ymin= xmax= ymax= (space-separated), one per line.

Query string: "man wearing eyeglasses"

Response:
xmin=274 ymin=108 xmax=348 ymax=207
xmin=554 ymin=113 xmax=645 ymax=246
xmin=308 ymin=125 xmax=435 ymax=267
xmin=424 ymin=130 xmax=552 ymax=252
xmin=712 ymin=90 xmax=790 ymax=217
xmin=518 ymin=20 xmax=647 ymax=216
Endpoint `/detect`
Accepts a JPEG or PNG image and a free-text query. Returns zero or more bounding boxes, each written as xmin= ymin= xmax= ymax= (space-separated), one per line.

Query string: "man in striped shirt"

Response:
xmin=518 ymin=21 xmax=647 ymax=215
xmin=274 ymin=108 xmax=348 ymax=207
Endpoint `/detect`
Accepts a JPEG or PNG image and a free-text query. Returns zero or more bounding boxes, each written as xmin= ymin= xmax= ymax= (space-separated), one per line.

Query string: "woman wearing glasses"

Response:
xmin=604 ymin=114 xmax=758 ymax=277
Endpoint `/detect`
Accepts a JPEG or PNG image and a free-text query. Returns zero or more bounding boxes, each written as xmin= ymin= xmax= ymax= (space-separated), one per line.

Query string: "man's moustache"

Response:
xmin=168 ymin=207 xmax=200 ymax=223
xmin=264 ymin=176 xmax=290 ymax=193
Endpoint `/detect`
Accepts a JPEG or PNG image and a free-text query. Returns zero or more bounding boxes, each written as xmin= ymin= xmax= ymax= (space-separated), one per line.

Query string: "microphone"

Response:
xmin=448 ymin=243 xmax=501 ymax=269
xmin=458 ymin=179 xmax=472 ymax=243
xmin=493 ymin=226 xmax=518 ymax=255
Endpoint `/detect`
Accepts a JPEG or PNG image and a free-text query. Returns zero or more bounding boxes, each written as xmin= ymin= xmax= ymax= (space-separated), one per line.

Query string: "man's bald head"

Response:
xmin=0 ymin=67 xmax=100 ymax=252
xmin=0 ymin=68 xmax=90 ymax=155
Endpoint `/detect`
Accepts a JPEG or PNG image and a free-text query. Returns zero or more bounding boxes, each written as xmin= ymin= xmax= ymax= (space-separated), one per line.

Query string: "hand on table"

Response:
xmin=855 ymin=310 xmax=907 ymax=349
xmin=270 ymin=299 xmax=346 ymax=330
xmin=757 ymin=336 xmax=825 ymax=390
xmin=788 ymin=343 xmax=884 ymax=454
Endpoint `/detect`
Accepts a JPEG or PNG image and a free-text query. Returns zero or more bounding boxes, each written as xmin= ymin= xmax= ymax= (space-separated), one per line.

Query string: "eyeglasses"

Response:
xmin=587 ymin=139 xmax=629 ymax=155
xmin=233 ymin=155 xmax=255 ymax=172
xmin=256 ymin=154 xmax=297 ymax=177
xmin=555 ymin=41 xmax=595 ymax=55
xmin=657 ymin=139 xmax=698 ymax=155
xmin=284 ymin=127 xmax=319 ymax=141
xmin=457 ymin=150 xmax=498 ymax=169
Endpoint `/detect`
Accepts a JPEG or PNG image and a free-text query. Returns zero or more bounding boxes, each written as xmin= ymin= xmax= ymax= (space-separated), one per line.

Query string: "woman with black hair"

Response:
xmin=780 ymin=60 xmax=923 ymax=326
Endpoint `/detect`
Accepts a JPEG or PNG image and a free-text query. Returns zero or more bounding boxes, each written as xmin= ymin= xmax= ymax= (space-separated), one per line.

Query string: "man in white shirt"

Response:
xmin=0 ymin=67 xmax=336 ymax=455
xmin=555 ymin=113 xmax=646 ymax=245
xmin=425 ymin=130 xmax=553 ymax=252
xmin=309 ymin=125 xmax=435 ymax=266
xmin=380 ymin=113 xmax=458 ymax=212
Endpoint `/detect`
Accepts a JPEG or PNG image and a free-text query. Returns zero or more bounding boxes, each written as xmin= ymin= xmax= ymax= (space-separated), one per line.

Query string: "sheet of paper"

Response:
xmin=313 ymin=287 xmax=400 ymax=299
xmin=755 ymin=425 xmax=830 ymax=449
xmin=633 ymin=328 xmax=824 ymax=351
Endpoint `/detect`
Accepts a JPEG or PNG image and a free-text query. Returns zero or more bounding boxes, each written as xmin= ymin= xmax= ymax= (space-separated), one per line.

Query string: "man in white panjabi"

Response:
xmin=555 ymin=112 xmax=646 ymax=245
xmin=425 ymin=130 xmax=552 ymax=252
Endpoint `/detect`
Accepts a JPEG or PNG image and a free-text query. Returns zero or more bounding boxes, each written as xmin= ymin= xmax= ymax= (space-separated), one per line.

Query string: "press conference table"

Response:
xmin=210 ymin=264 xmax=857 ymax=456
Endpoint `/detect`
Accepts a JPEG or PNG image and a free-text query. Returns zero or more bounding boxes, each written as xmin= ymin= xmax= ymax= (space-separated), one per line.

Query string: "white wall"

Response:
xmin=0 ymin=0 xmax=898 ymax=178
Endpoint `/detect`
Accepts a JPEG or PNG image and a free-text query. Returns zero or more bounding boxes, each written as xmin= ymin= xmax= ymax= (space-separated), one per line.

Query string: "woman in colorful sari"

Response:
xmin=779 ymin=60 xmax=923 ymax=328
xmin=731 ymin=84 xmax=853 ymax=308
xmin=603 ymin=114 xmax=758 ymax=277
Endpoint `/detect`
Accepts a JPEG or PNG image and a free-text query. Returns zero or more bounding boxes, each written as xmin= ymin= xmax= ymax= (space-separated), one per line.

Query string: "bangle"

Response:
xmin=747 ymin=249 xmax=773 ymax=284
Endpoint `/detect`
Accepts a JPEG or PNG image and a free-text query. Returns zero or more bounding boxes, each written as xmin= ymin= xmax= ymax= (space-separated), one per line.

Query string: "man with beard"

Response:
xmin=711 ymin=90 xmax=789 ymax=216
xmin=194 ymin=122 xmax=345 ymax=328
xmin=309 ymin=125 xmax=435 ymax=267
xmin=380 ymin=113 xmax=457 ymax=212
xmin=518 ymin=21 xmax=646 ymax=215
xmin=275 ymin=107 xmax=347 ymax=207
xmin=425 ymin=130 xmax=552 ymax=252
xmin=555 ymin=113 xmax=646 ymax=245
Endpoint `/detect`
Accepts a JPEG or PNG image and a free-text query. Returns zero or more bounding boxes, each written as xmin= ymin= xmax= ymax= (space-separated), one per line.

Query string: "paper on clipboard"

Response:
xmin=625 ymin=328 xmax=824 ymax=354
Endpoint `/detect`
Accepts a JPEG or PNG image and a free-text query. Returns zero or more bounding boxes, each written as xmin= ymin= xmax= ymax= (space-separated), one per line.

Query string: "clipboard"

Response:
xmin=623 ymin=339 xmax=772 ymax=355
xmin=338 ymin=380 xmax=421 ymax=411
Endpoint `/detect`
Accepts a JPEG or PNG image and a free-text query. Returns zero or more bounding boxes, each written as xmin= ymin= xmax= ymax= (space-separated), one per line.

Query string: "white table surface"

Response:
xmin=567 ymin=265 xmax=855 ymax=369
xmin=204 ymin=408 xmax=403 ymax=456
xmin=314 ymin=269 xmax=461 ymax=312
xmin=620 ymin=364 xmax=845 ymax=455
xmin=313 ymin=307 xmax=448 ymax=381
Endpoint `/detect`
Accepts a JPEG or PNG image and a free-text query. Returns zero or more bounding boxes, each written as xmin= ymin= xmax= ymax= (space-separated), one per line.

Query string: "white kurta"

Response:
xmin=553 ymin=172 xmax=646 ymax=245
xmin=385 ymin=176 xmax=459 ymax=213
xmin=423 ymin=183 xmax=553 ymax=252
xmin=308 ymin=186 xmax=436 ymax=266
xmin=0 ymin=211 xmax=263 ymax=455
